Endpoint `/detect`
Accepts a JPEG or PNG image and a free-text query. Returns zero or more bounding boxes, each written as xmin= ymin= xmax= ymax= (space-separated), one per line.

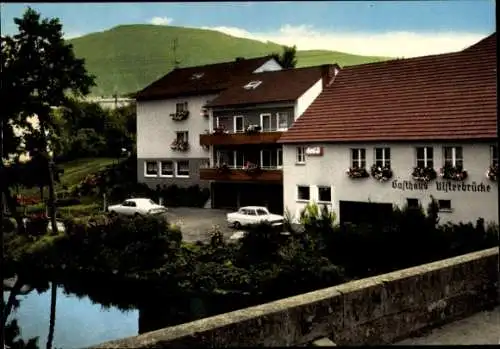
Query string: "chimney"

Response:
xmin=321 ymin=64 xmax=340 ymax=88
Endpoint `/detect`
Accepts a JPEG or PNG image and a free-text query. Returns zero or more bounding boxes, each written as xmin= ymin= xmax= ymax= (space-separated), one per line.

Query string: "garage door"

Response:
xmin=339 ymin=201 xmax=393 ymax=226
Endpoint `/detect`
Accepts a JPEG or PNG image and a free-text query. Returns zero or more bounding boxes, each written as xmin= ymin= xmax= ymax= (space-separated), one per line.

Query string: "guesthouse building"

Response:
xmin=278 ymin=33 xmax=498 ymax=225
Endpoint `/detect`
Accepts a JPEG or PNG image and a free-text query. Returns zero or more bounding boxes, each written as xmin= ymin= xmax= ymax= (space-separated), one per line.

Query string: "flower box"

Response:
xmin=213 ymin=127 xmax=226 ymax=135
xmin=439 ymin=165 xmax=467 ymax=181
xmin=370 ymin=164 xmax=393 ymax=182
xmin=170 ymin=110 xmax=189 ymax=121
xmin=346 ymin=167 xmax=369 ymax=179
xmin=486 ymin=164 xmax=498 ymax=181
xmin=170 ymin=140 xmax=190 ymax=151
xmin=411 ymin=166 xmax=437 ymax=182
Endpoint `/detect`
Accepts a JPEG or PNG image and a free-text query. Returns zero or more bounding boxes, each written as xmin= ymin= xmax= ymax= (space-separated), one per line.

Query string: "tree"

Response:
xmin=271 ymin=45 xmax=297 ymax=68
xmin=1 ymin=8 xmax=95 ymax=349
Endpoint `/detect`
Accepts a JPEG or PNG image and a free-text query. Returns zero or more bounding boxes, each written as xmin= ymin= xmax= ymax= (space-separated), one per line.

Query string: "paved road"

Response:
xmin=396 ymin=307 xmax=500 ymax=345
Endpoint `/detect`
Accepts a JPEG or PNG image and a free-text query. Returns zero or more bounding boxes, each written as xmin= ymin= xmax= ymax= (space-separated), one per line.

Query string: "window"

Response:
xmin=160 ymin=160 xmax=174 ymax=177
xmin=176 ymin=102 xmax=188 ymax=113
xmin=234 ymin=116 xmax=244 ymax=132
xmin=406 ymin=198 xmax=420 ymax=209
xmin=297 ymin=185 xmax=310 ymax=201
xmin=128 ymin=201 xmax=137 ymax=207
xmin=438 ymin=199 xmax=452 ymax=211
xmin=216 ymin=150 xmax=234 ymax=167
xmin=277 ymin=148 xmax=283 ymax=168
xmin=318 ymin=186 xmax=332 ymax=203
xmin=145 ymin=161 xmax=158 ymax=176
xmin=444 ymin=146 xmax=463 ymax=167
xmin=491 ymin=145 xmax=498 ymax=166
xmin=242 ymin=208 xmax=257 ymax=216
xmin=260 ymin=113 xmax=272 ymax=131
xmin=176 ymin=160 xmax=190 ymax=177
xmin=176 ymin=131 xmax=188 ymax=143
xmin=261 ymin=149 xmax=280 ymax=169
xmin=416 ymin=147 xmax=434 ymax=168
xmin=296 ymin=146 xmax=306 ymax=164
xmin=235 ymin=151 xmax=245 ymax=168
xmin=200 ymin=160 xmax=210 ymax=169
xmin=277 ymin=112 xmax=291 ymax=130
xmin=256 ymin=209 xmax=268 ymax=216
xmin=351 ymin=148 xmax=366 ymax=169
xmin=243 ymin=80 xmax=262 ymax=90
xmin=375 ymin=147 xmax=391 ymax=168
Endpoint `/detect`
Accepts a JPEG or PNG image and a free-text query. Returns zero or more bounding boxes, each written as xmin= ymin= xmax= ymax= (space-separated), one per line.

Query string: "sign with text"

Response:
xmin=391 ymin=180 xmax=492 ymax=193
xmin=305 ymin=146 xmax=323 ymax=156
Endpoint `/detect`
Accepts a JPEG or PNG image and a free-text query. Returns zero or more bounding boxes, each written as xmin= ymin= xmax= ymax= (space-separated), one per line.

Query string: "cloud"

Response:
xmin=150 ymin=16 xmax=173 ymax=26
xmin=202 ymin=24 xmax=488 ymax=58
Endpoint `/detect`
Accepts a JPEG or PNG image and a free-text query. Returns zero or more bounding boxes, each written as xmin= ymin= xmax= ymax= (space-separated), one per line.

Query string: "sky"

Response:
xmin=0 ymin=1 xmax=495 ymax=58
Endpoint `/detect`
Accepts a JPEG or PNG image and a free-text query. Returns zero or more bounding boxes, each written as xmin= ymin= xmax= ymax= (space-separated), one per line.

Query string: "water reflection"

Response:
xmin=3 ymin=285 xmax=138 ymax=349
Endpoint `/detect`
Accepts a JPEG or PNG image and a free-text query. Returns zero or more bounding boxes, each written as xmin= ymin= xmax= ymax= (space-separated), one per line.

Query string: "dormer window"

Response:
xmin=243 ymin=80 xmax=262 ymax=90
xmin=191 ymin=73 xmax=204 ymax=80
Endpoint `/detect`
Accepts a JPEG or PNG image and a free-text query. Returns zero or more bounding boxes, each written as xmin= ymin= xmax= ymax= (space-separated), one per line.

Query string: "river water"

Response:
xmin=3 ymin=286 xmax=138 ymax=349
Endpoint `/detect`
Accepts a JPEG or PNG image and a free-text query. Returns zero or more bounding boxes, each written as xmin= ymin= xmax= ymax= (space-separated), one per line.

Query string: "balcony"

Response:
xmin=200 ymin=166 xmax=283 ymax=183
xmin=200 ymin=130 xmax=283 ymax=146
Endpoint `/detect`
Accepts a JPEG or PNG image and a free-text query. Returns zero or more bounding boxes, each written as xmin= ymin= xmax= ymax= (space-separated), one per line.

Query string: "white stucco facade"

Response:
xmin=294 ymin=78 xmax=323 ymax=120
xmin=282 ymin=142 xmax=498 ymax=225
xmin=137 ymin=94 xmax=218 ymax=159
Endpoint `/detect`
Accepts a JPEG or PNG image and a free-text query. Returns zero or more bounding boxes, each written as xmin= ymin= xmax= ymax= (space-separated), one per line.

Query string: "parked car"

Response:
xmin=107 ymin=198 xmax=167 ymax=216
xmin=226 ymin=206 xmax=284 ymax=229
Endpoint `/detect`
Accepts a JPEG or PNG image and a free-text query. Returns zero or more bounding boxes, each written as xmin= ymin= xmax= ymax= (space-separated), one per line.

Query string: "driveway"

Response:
xmin=164 ymin=207 xmax=235 ymax=242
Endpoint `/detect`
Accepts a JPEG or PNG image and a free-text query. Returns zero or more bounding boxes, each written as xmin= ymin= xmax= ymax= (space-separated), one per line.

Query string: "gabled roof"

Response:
xmin=206 ymin=66 xmax=327 ymax=108
xmin=279 ymin=33 xmax=497 ymax=143
xmin=135 ymin=56 xmax=276 ymax=101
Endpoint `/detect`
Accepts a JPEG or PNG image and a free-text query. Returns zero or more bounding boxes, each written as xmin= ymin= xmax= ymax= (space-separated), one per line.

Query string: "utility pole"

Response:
xmin=172 ymin=38 xmax=180 ymax=69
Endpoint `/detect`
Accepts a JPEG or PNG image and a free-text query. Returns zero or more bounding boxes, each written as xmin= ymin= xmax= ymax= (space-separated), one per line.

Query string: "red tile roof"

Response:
xmin=206 ymin=66 xmax=328 ymax=108
xmin=279 ymin=33 xmax=497 ymax=143
xmin=135 ymin=56 xmax=275 ymax=101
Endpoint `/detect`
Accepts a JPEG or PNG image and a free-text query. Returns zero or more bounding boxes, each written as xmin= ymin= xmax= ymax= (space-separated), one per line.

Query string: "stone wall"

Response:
xmin=92 ymin=247 xmax=499 ymax=348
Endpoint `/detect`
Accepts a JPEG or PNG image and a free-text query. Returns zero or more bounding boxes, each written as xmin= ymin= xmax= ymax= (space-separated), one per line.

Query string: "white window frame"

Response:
xmin=406 ymin=198 xmax=420 ymax=209
xmin=491 ymin=145 xmax=498 ymax=166
xmin=176 ymin=131 xmax=188 ymax=143
xmin=374 ymin=147 xmax=391 ymax=168
xmin=277 ymin=148 xmax=283 ymax=168
xmin=159 ymin=160 xmax=174 ymax=178
xmin=260 ymin=113 xmax=272 ymax=132
xmin=234 ymin=115 xmax=244 ymax=133
xmin=144 ymin=161 xmax=159 ymax=177
xmin=297 ymin=185 xmax=310 ymax=202
xmin=416 ymin=147 xmax=434 ymax=168
xmin=296 ymin=146 xmax=306 ymax=164
xmin=175 ymin=160 xmax=190 ymax=178
xmin=234 ymin=150 xmax=245 ymax=169
xmin=351 ymin=148 xmax=366 ymax=169
xmin=176 ymin=102 xmax=188 ymax=113
xmin=438 ymin=199 xmax=452 ymax=212
xmin=276 ymin=112 xmax=290 ymax=131
xmin=443 ymin=146 xmax=463 ymax=167
xmin=317 ymin=186 xmax=332 ymax=203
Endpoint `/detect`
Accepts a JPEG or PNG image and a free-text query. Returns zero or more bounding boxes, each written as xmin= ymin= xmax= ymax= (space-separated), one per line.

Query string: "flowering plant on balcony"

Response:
xmin=245 ymin=124 xmax=261 ymax=134
xmin=439 ymin=164 xmax=468 ymax=181
xmin=411 ymin=166 xmax=437 ymax=182
xmin=485 ymin=164 xmax=498 ymax=181
xmin=170 ymin=140 xmax=190 ymax=151
xmin=213 ymin=126 xmax=226 ymax=135
xmin=370 ymin=164 xmax=393 ymax=182
xmin=243 ymin=161 xmax=262 ymax=175
xmin=216 ymin=163 xmax=231 ymax=174
xmin=170 ymin=110 xmax=190 ymax=121
xmin=345 ymin=167 xmax=369 ymax=179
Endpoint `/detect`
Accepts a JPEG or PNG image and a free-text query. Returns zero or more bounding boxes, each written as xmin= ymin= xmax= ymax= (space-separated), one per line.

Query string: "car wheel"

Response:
xmin=134 ymin=212 xmax=142 ymax=218
xmin=109 ymin=210 xmax=117 ymax=217
xmin=233 ymin=221 xmax=241 ymax=229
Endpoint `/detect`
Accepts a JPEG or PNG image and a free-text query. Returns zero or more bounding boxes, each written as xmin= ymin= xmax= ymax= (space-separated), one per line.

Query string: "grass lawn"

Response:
xmin=19 ymin=157 xmax=117 ymax=197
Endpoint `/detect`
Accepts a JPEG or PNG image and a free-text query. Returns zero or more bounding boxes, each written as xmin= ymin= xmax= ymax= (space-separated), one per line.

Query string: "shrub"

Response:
xmin=2 ymin=218 xmax=17 ymax=233
xmin=25 ymin=213 xmax=49 ymax=236
xmin=55 ymin=197 xmax=81 ymax=207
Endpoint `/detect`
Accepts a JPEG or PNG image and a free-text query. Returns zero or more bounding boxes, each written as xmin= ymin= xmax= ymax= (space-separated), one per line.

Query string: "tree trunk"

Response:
xmin=46 ymin=281 xmax=57 ymax=349
xmin=2 ymin=276 xmax=23 ymax=327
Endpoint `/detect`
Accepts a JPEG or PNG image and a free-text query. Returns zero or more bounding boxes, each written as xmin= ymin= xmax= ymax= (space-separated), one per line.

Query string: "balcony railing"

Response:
xmin=199 ymin=165 xmax=283 ymax=182
xmin=200 ymin=129 xmax=283 ymax=146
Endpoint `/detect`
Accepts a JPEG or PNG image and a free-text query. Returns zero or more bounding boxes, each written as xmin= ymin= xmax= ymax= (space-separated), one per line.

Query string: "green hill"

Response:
xmin=68 ymin=24 xmax=391 ymax=97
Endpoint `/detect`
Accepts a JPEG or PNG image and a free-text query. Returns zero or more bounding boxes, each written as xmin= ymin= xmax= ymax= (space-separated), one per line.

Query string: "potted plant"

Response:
xmin=216 ymin=163 xmax=231 ymax=174
xmin=170 ymin=110 xmax=190 ymax=121
xmin=370 ymin=164 xmax=393 ymax=182
xmin=170 ymin=140 xmax=190 ymax=151
xmin=345 ymin=167 xmax=369 ymax=179
xmin=486 ymin=164 xmax=498 ymax=181
xmin=213 ymin=126 xmax=226 ymax=135
xmin=411 ymin=166 xmax=437 ymax=182
xmin=439 ymin=164 xmax=468 ymax=181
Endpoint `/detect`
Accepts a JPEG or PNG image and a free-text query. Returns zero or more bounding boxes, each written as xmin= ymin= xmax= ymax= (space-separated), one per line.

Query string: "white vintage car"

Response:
xmin=226 ymin=206 xmax=284 ymax=229
xmin=107 ymin=198 xmax=167 ymax=216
